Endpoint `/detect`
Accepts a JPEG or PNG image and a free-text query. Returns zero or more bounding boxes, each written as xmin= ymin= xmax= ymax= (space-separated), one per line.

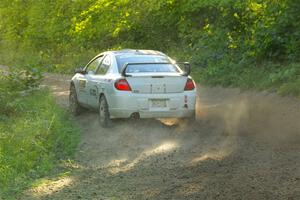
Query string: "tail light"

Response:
xmin=184 ymin=78 xmax=195 ymax=91
xmin=114 ymin=79 xmax=131 ymax=91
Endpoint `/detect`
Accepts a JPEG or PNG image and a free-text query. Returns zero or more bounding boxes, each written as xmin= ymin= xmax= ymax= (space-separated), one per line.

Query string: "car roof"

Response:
xmin=101 ymin=49 xmax=167 ymax=57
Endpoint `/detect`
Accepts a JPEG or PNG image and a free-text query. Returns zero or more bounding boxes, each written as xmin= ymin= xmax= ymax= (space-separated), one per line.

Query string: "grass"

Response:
xmin=192 ymin=61 xmax=300 ymax=98
xmin=0 ymin=89 xmax=80 ymax=199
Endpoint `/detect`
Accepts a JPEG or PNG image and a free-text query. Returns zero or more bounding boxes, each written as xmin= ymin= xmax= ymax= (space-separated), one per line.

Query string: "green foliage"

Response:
xmin=0 ymin=90 xmax=80 ymax=198
xmin=0 ymin=0 xmax=299 ymax=96
xmin=0 ymin=69 xmax=80 ymax=198
xmin=0 ymin=67 xmax=42 ymax=115
xmin=197 ymin=61 xmax=300 ymax=96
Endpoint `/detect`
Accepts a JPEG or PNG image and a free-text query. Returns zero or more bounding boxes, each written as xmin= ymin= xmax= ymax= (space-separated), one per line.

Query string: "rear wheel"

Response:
xmin=180 ymin=110 xmax=196 ymax=125
xmin=99 ymin=95 xmax=111 ymax=128
xmin=190 ymin=110 xmax=196 ymax=121
xmin=69 ymin=84 xmax=84 ymax=116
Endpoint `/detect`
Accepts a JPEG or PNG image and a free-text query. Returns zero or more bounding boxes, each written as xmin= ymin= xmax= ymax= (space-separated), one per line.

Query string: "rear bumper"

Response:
xmin=107 ymin=91 xmax=196 ymax=118
xmin=110 ymin=108 xmax=195 ymax=118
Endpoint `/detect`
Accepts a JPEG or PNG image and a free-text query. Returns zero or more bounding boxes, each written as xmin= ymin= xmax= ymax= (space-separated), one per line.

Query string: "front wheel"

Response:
xmin=69 ymin=84 xmax=84 ymax=116
xmin=99 ymin=95 xmax=111 ymax=128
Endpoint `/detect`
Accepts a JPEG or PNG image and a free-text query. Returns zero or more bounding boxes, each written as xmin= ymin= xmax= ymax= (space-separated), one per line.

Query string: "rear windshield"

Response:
xmin=116 ymin=55 xmax=179 ymax=73
xmin=125 ymin=63 xmax=178 ymax=73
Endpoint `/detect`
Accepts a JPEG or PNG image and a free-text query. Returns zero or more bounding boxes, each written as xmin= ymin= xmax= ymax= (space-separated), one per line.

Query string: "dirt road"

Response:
xmin=24 ymin=74 xmax=300 ymax=200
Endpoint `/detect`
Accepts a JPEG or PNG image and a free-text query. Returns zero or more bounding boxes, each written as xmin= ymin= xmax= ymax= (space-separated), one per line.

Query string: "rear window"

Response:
xmin=125 ymin=63 xmax=178 ymax=73
xmin=116 ymin=55 xmax=178 ymax=73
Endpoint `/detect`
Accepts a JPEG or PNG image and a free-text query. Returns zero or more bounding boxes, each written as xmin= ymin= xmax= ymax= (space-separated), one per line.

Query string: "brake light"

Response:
xmin=114 ymin=79 xmax=131 ymax=91
xmin=184 ymin=78 xmax=195 ymax=91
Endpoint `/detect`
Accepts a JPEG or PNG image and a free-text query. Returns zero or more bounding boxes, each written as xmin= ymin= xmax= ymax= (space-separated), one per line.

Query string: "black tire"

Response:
xmin=190 ymin=110 xmax=196 ymax=121
xmin=99 ymin=95 xmax=111 ymax=128
xmin=69 ymin=84 xmax=83 ymax=116
xmin=181 ymin=110 xmax=196 ymax=124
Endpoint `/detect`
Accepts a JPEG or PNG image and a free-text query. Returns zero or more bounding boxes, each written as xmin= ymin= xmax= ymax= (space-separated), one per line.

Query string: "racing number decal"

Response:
xmin=90 ymin=85 xmax=98 ymax=97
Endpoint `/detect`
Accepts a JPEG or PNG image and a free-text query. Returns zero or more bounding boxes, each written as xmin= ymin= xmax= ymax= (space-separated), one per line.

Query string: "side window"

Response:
xmin=97 ymin=55 xmax=111 ymax=75
xmin=86 ymin=56 xmax=103 ymax=73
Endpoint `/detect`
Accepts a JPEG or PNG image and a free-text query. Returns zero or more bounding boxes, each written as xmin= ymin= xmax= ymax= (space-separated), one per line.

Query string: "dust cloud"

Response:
xmin=25 ymin=74 xmax=300 ymax=200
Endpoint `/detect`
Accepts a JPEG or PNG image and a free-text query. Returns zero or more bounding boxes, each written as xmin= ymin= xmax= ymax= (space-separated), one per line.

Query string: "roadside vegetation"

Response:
xmin=0 ymin=0 xmax=299 ymax=97
xmin=0 ymin=67 xmax=80 ymax=199
xmin=0 ymin=1 xmax=299 ymax=199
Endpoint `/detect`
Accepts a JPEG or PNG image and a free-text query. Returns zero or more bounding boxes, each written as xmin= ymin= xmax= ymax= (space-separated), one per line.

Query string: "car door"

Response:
xmin=86 ymin=54 xmax=111 ymax=108
xmin=78 ymin=55 xmax=104 ymax=105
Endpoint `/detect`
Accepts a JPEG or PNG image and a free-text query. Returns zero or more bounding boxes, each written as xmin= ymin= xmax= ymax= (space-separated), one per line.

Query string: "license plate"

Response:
xmin=151 ymin=99 xmax=167 ymax=108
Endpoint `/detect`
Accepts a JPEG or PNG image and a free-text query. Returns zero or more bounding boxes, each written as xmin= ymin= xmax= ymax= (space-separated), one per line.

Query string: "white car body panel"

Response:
xmin=108 ymin=91 xmax=196 ymax=118
xmin=71 ymin=50 xmax=197 ymax=119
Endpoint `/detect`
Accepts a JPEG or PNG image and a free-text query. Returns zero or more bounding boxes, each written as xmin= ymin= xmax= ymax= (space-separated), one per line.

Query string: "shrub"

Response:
xmin=0 ymin=67 xmax=80 ymax=198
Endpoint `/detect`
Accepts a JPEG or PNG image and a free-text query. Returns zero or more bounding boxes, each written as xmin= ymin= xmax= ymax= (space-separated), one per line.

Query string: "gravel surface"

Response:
xmin=23 ymin=74 xmax=300 ymax=200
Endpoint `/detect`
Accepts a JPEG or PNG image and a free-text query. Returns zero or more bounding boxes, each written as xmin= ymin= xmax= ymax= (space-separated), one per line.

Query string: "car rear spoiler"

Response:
xmin=121 ymin=62 xmax=191 ymax=77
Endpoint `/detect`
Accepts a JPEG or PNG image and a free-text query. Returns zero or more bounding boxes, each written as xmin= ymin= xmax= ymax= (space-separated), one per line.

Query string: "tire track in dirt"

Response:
xmin=23 ymin=74 xmax=300 ymax=200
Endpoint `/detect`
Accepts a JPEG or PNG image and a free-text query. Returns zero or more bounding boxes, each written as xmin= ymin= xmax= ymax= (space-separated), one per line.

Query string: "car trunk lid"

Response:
xmin=126 ymin=73 xmax=187 ymax=94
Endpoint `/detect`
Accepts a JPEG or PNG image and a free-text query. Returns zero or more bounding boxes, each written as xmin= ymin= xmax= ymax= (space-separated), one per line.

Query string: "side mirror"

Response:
xmin=74 ymin=67 xmax=86 ymax=74
xmin=177 ymin=62 xmax=191 ymax=76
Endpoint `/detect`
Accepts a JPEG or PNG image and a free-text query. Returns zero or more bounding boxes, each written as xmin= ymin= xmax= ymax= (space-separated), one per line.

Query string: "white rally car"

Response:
xmin=69 ymin=49 xmax=196 ymax=127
